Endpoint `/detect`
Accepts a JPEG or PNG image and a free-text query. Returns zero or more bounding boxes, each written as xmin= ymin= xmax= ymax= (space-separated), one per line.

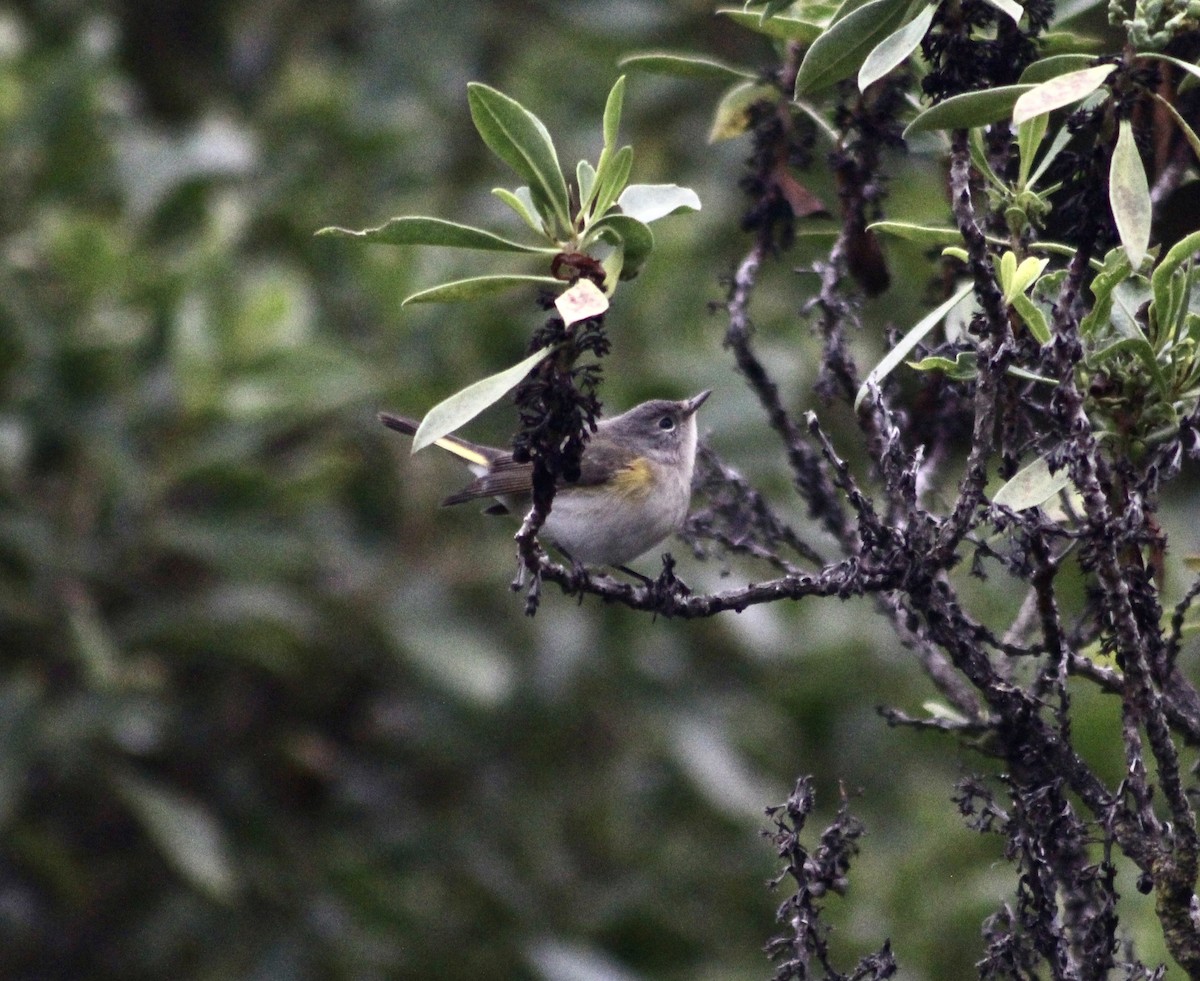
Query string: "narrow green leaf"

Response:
xmin=709 ymin=81 xmax=780 ymax=142
xmin=617 ymin=184 xmax=701 ymax=223
xmin=1016 ymin=114 xmax=1049 ymax=187
xmin=617 ymin=52 xmax=756 ymax=82
xmin=114 ymin=773 xmax=238 ymax=901
xmin=1142 ymin=53 xmax=1200 ymax=87
xmin=795 ymin=0 xmax=910 ymax=96
xmin=854 ymin=281 xmax=975 ymax=410
xmin=576 ymin=161 xmax=597 ymax=216
xmin=1111 ymin=278 xmax=1152 ymax=340
xmin=758 ymin=0 xmax=801 ymax=18
xmin=998 ymin=250 xmax=1018 ymax=298
xmin=717 ymin=8 xmax=824 ymax=42
xmin=413 ymin=346 xmax=557 ymax=454
xmin=1051 ymin=0 xmax=1105 ymax=22
xmin=1011 ymin=64 xmax=1112 ymax=124
xmin=1006 ymin=365 xmax=1059 ymax=384
xmin=603 ymin=75 xmax=625 ymax=149
xmin=592 ymin=145 xmax=634 ymax=218
xmin=402 ymin=274 xmax=561 ymax=306
xmin=588 ymin=214 xmax=655 ymax=280
xmin=491 ymin=188 xmax=545 ymax=235
xmin=1151 ymin=229 xmax=1200 ymax=331
xmin=600 ymin=246 xmax=625 ymax=292
xmin=969 ymin=126 xmax=1006 ymax=191
xmin=1110 ymin=119 xmax=1151 ymax=270
xmin=317 ymin=216 xmax=549 ymax=253
xmin=992 ymin=453 xmax=1071 ymax=511
xmin=982 ymin=0 xmax=1024 ymax=22
xmin=1149 ymin=90 xmax=1200 ymax=164
xmin=1011 ymin=291 xmax=1051 ymax=343
xmin=1153 ymin=230 xmax=1200 ymax=289
xmin=1078 ymin=248 xmax=1133 ymax=336
xmin=907 ymin=350 xmax=979 ymax=380
xmin=1018 ymin=53 xmax=1097 ymax=84
xmin=1092 ymin=335 xmax=1170 ymax=398
xmin=868 ymin=221 xmax=964 ymax=246
xmin=1027 ymin=122 xmax=1073 ymax=187
xmin=1008 ymin=256 xmax=1049 ymax=301
xmin=467 ymin=83 xmax=571 ymax=234
xmin=903 ymin=85 xmax=1034 ymax=137
xmin=830 ymin=0 xmax=880 ymax=25
xmin=1039 ymin=30 xmax=1105 ymax=54
xmin=858 ymin=5 xmax=936 ymax=92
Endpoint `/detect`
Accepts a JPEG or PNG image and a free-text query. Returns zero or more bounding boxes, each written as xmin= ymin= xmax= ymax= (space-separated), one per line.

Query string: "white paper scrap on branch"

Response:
xmin=555 ymin=278 xmax=609 ymax=326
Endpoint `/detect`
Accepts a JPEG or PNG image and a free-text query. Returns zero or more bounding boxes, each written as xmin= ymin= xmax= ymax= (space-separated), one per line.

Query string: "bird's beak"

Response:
xmin=682 ymin=390 xmax=711 ymax=417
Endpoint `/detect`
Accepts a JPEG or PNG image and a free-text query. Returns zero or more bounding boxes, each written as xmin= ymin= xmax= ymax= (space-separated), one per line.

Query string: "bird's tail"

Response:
xmin=378 ymin=411 xmax=494 ymax=469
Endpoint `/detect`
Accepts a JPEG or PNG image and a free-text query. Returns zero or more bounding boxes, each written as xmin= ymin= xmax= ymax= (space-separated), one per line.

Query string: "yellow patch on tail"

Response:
xmin=433 ymin=437 xmax=489 ymax=469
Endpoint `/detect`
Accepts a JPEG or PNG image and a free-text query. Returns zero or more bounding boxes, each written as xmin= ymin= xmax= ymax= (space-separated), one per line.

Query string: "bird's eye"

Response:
xmin=658 ymin=415 xmax=675 ymax=431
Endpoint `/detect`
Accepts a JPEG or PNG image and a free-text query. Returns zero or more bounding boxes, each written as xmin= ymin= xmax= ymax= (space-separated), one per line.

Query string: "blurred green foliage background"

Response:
xmin=0 ymin=0 xmax=1179 ymax=978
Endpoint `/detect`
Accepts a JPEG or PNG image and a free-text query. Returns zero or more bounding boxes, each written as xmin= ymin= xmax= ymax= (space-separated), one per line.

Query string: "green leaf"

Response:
xmin=1016 ymin=113 xmax=1049 ymax=187
xmin=401 ymin=274 xmax=561 ymax=305
xmin=467 ymin=83 xmax=571 ymax=235
xmin=1005 ymin=255 xmax=1049 ymax=302
xmin=1051 ymin=0 xmax=1105 ymax=22
xmin=617 ymin=52 xmax=756 ymax=83
xmin=903 ymin=85 xmax=1034 ymax=137
xmin=830 ymin=0 xmax=881 ymax=25
xmin=992 ymin=453 xmax=1072 ymax=511
xmin=1039 ymin=31 xmax=1104 ymax=55
xmin=1011 ymin=64 xmax=1112 ymax=124
xmin=588 ymin=214 xmax=655 ymax=280
xmin=1006 ymin=365 xmax=1059 ymax=384
xmin=717 ymin=8 xmax=825 ymax=42
xmin=1149 ymin=90 xmax=1200 ymax=164
xmin=1109 ymin=119 xmax=1151 ymax=271
xmin=114 ymin=773 xmax=238 ymax=901
xmin=413 ymin=346 xmax=558 ymax=454
xmin=757 ymin=0 xmax=801 ymax=17
xmin=592 ymin=144 xmax=634 ymax=219
xmin=709 ymin=81 xmax=780 ymax=142
xmin=575 ymin=161 xmax=597 ymax=216
xmin=854 ymin=281 xmax=975 ymax=410
xmin=1079 ymin=249 xmax=1132 ymax=336
xmin=1092 ymin=335 xmax=1170 ymax=398
xmin=617 ymin=184 xmax=701 ymax=223
xmin=1018 ymin=53 xmax=1098 ymax=84
xmin=603 ymin=75 xmax=625 ymax=150
xmin=1151 ymin=229 xmax=1200 ymax=332
xmin=982 ymin=0 xmax=1024 ymax=22
xmin=1011 ymin=291 xmax=1051 ymax=343
xmin=1111 ymin=278 xmax=1152 ymax=340
xmin=316 ymin=216 xmax=550 ymax=253
xmin=1027 ymin=122 xmax=1073 ymax=188
xmin=858 ymin=5 xmax=936 ymax=92
xmin=795 ymin=0 xmax=910 ymax=96
xmin=907 ymin=350 xmax=979 ymax=380
xmin=969 ymin=127 xmax=1006 ymax=191
xmin=1142 ymin=53 xmax=1200 ymax=87
xmin=492 ymin=187 xmax=545 ymax=235
xmin=868 ymin=221 xmax=964 ymax=246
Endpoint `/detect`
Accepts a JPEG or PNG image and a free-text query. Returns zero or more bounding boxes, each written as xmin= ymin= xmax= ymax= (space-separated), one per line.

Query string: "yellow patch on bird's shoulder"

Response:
xmin=611 ymin=457 xmax=656 ymax=498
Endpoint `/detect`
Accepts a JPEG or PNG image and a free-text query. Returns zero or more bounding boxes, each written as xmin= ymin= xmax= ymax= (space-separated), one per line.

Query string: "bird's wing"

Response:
xmin=441 ymin=456 xmax=533 ymax=505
